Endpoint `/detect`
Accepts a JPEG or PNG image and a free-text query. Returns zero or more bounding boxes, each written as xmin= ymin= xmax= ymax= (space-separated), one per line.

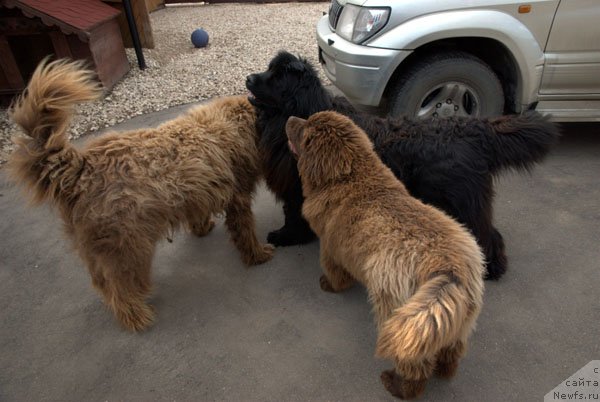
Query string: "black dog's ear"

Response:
xmin=288 ymin=60 xmax=306 ymax=73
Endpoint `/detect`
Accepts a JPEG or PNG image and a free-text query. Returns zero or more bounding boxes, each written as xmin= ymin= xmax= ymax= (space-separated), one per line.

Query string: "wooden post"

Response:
xmin=103 ymin=0 xmax=155 ymax=49
xmin=0 ymin=35 xmax=25 ymax=90
xmin=49 ymin=31 xmax=73 ymax=58
xmin=145 ymin=0 xmax=164 ymax=13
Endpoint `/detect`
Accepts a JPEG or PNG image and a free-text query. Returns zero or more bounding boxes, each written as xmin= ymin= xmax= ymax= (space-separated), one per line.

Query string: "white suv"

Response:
xmin=317 ymin=0 xmax=600 ymax=121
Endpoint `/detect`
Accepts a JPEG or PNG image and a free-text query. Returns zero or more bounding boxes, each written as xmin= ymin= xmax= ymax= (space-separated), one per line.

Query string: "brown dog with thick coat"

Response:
xmin=286 ymin=111 xmax=485 ymax=399
xmin=8 ymin=59 xmax=274 ymax=331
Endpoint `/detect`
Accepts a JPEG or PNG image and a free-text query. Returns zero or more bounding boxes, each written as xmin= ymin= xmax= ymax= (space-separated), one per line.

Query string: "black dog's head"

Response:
xmin=246 ymin=51 xmax=326 ymax=114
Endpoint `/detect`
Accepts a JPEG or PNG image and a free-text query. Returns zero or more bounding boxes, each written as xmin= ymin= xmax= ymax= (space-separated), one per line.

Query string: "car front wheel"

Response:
xmin=389 ymin=51 xmax=504 ymax=119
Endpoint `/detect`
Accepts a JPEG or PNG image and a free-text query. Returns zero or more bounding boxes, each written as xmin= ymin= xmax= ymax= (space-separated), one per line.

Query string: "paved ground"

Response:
xmin=0 ymin=103 xmax=598 ymax=401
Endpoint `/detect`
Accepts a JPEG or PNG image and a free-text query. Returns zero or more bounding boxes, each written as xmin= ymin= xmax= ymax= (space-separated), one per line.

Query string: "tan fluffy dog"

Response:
xmin=8 ymin=59 xmax=274 ymax=332
xmin=286 ymin=112 xmax=485 ymax=399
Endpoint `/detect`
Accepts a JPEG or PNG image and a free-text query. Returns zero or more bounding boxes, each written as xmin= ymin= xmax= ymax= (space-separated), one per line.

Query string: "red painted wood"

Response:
xmin=18 ymin=0 xmax=120 ymax=31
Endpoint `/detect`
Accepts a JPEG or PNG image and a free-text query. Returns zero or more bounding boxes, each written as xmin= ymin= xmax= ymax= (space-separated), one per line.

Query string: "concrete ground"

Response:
xmin=0 ymin=103 xmax=598 ymax=402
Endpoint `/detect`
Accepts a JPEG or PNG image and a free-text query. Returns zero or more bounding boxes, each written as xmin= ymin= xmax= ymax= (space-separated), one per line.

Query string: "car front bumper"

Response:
xmin=316 ymin=15 xmax=411 ymax=107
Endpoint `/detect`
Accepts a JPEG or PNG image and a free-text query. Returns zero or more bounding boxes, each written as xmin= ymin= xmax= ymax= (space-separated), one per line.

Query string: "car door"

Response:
xmin=540 ymin=0 xmax=600 ymax=96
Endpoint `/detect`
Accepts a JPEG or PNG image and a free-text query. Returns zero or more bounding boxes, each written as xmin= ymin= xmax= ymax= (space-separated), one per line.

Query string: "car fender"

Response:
xmin=368 ymin=9 xmax=545 ymax=106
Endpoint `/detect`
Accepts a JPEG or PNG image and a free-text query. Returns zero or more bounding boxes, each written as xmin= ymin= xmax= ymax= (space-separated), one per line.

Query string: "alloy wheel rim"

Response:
xmin=416 ymin=81 xmax=481 ymax=119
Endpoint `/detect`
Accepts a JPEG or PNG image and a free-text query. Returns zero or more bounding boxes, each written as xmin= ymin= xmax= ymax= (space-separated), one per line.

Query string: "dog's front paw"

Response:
xmin=319 ymin=275 xmax=336 ymax=292
xmin=380 ymin=370 xmax=426 ymax=400
xmin=244 ymin=243 xmax=275 ymax=266
xmin=116 ymin=302 xmax=155 ymax=332
xmin=190 ymin=220 xmax=216 ymax=237
xmin=267 ymin=226 xmax=316 ymax=247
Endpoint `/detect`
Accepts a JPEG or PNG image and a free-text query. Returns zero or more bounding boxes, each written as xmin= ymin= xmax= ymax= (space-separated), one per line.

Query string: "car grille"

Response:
xmin=328 ymin=0 xmax=343 ymax=30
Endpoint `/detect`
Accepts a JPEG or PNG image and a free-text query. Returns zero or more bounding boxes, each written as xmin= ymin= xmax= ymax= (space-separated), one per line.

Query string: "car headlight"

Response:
xmin=336 ymin=5 xmax=390 ymax=44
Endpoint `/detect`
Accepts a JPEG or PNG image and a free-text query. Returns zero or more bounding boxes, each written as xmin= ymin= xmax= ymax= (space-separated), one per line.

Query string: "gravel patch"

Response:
xmin=0 ymin=2 xmax=330 ymax=165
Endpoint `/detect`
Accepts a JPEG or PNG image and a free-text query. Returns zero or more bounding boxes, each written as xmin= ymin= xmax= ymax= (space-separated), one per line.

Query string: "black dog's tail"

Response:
xmin=484 ymin=111 xmax=560 ymax=174
xmin=8 ymin=58 xmax=102 ymax=206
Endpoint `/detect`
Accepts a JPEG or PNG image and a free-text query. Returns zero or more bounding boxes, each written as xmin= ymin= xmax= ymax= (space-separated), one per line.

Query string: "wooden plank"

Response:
xmin=0 ymin=16 xmax=53 ymax=35
xmin=0 ymin=35 xmax=25 ymax=90
xmin=145 ymin=0 xmax=165 ymax=13
xmin=89 ymin=19 xmax=130 ymax=89
xmin=49 ymin=31 xmax=73 ymax=58
xmin=103 ymin=0 xmax=155 ymax=49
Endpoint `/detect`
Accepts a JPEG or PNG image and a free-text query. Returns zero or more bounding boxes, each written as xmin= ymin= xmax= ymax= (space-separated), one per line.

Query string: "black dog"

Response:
xmin=246 ymin=51 xmax=560 ymax=280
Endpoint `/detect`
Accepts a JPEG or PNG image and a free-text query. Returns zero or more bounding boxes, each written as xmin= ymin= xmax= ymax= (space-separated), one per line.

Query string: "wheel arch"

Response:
xmin=382 ymin=38 xmax=521 ymax=113
xmin=372 ymin=10 xmax=545 ymax=113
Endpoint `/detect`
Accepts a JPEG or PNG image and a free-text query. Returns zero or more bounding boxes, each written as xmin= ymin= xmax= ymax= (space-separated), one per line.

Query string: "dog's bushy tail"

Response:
xmin=375 ymin=272 xmax=477 ymax=362
xmin=8 ymin=58 xmax=102 ymax=205
xmin=484 ymin=111 xmax=560 ymax=174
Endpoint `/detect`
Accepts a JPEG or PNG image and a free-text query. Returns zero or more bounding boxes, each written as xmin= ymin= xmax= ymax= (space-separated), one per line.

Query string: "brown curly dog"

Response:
xmin=8 ymin=59 xmax=274 ymax=332
xmin=286 ymin=112 xmax=485 ymax=399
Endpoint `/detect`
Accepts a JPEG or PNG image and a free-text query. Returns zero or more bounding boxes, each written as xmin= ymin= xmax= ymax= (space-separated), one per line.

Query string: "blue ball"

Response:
xmin=191 ymin=28 xmax=209 ymax=48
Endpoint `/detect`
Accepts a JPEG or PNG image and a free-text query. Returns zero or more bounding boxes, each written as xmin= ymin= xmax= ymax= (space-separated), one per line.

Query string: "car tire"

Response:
xmin=389 ymin=51 xmax=504 ymax=119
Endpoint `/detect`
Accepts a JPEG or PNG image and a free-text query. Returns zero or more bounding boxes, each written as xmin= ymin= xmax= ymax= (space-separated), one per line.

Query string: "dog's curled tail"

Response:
xmin=485 ymin=111 xmax=560 ymax=174
xmin=375 ymin=272 xmax=476 ymax=362
xmin=8 ymin=58 xmax=102 ymax=204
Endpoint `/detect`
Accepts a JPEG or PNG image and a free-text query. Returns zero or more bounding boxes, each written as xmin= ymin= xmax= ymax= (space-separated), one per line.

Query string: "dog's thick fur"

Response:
xmin=246 ymin=51 xmax=560 ymax=280
xmin=8 ymin=59 xmax=274 ymax=331
xmin=286 ymin=112 xmax=485 ymax=399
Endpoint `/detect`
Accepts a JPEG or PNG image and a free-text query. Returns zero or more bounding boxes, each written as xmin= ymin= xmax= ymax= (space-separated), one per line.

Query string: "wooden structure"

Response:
xmin=145 ymin=0 xmax=164 ymax=13
xmin=0 ymin=0 xmax=130 ymax=96
xmin=103 ymin=0 xmax=155 ymax=48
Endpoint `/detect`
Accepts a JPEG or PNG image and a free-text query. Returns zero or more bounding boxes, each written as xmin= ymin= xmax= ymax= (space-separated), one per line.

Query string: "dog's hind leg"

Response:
xmin=447 ymin=182 xmax=507 ymax=280
xmin=468 ymin=216 xmax=507 ymax=280
xmin=225 ymin=193 xmax=274 ymax=266
xmin=483 ymin=227 xmax=507 ymax=280
xmin=80 ymin=249 xmax=106 ymax=294
xmin=369 ymin=289 xmax=401 ymax=331
xmin=434 ymin=340 xmax=466 ymax=379
xmin=319 ymin=252 xmax=355 ymax=293
xmin=476 ymin=181 xmax=508 ymax=280
xmin=91 ymin=247 xmax=155 ymax=332
xmin=381 ymin=359 xmax=434 ymax=399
